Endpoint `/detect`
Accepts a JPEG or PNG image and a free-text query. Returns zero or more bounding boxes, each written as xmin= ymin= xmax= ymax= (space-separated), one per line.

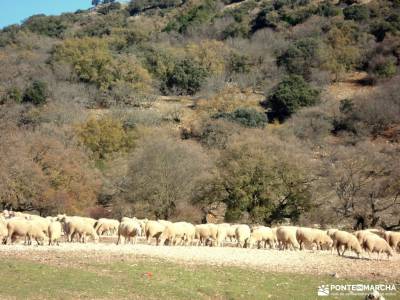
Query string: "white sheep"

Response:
xmin=216 ymin=223 xmax=230 ymax=247
xmin=363 ymin=234 xmax=393 ymax=260
xmin=95 ymin=218 xmax=120 ymax=236
xmin=332 ymin=230 xmax=362 ymax=257
xmin=48 ymin=221 xmax=62 ymax=246
xmin=296 ymin=227 xmax=333 ymax=250
xmin=195 ymin=223 xmax=218 ymax=246
xmin=248 ymin=226 xmax=275 ymax=249
xmin=276 ymin=226 xmax=300 ymax=250
xmin=64 ymin=217 xmax=98 ymax=243
xmin=144 ymin=220 xmax=165 ymax=245
xmin=159 ymin=222 xmax=195 ymax=246
xmin=0 ymin=217 xmax=7 ymax=244
xmin=235 ymin=224 xmax=251 ymax=248
xmin=384 ymin=231 xmax=400 ymax=252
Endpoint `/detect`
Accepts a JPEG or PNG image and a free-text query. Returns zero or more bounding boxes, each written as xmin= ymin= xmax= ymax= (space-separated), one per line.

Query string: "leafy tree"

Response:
xmin=22 ymin=80 xmax=48 ymax=105
xmin=0 ymin=131 xmax=101 ymax=215
xmin=319 ymin=22 xmax=363 ymax=80
xmin=195 ymin=135 xmax=314 ymax=224
xmin=278 ymin=38 xmax=319 ymax=78
xmin=343 ymin=5 xmax=370 ymax=22
xmin=266 ymin=75 xmax=319 ymax=121
xmin=77 ymin=116 xmax=135 ymax=159
xmin=163 ymin=59 xmax=208 ymax=95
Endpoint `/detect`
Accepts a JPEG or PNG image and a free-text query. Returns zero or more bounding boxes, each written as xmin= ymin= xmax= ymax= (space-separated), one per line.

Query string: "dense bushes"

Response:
xmin=162 ymin=59 xmax=208 ymax=95
xmin=128 ymin=0 xmax=182 ymax=15
xmin=22 ymin=81 xmax=48 ymax=105
xmin=195 ymin=135 xmax=314 ymax=224
xmin=278 ymin=38 xmax=320 ymax=78
xmin=343 ymin=5 xmax=370 ymax=22
xmin=266 ymin=75 xmax=320 ymax=121
xmin=52 ymin=37 xmax=152 ymax=92
xmin=77 ymin=117 xmax=135 ymax=159
xmin=214 ymin=107 xmax=267 ymax=128
xmin=164 ymin=0 xmax=217 ymax=33
xmin=23 ymin=15 xmax=67 ymax=38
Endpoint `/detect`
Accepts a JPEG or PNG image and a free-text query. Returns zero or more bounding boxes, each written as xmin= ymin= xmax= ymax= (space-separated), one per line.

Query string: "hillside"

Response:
xmin=0 ymin=0 xmax=399 ymax=230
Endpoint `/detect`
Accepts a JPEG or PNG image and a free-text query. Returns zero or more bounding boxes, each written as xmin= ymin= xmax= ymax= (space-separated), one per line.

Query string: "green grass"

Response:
xmin=0 ymin=258 xmax=396 ymax=300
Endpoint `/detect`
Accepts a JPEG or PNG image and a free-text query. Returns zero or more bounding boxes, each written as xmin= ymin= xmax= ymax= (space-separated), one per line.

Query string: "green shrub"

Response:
xmin=278 ymin=38 xmax=319 ymax=78
xmin=23 ymin=15 xmax=67 ymax=38
xmin=162 ymin=59 xmax=208 ymax=95
xmin=164 ymin=0 xmax=216 ymax=33
xmin=128 ymin=0 xmax=182 ymax=15
xmin=251 ymin=5 xmax=277 ymax=32
xmin=370 ymin=21 xmax=394 ymax=42
xmin=317 ymin=2 xmax=341 ymax=17
xmin=22 ymin=81 xmax=48 ymax=105
xmin=280 ymin=5 xmax=317 ymax=26
xmin=266 ymin=75 xmax=319 ymax=121
xmin=77 ymin=116 xmax=135 ymax=159
xmin=369 ymin=55 xmax=397 ymax=78
xmin=229 ymin=53 xmax=252 ymax=74
xmin=6 ymin=87 xmax=23 ymax=103
xmin=97 ymin=2 xmax=121 ymax=14
xmin=214 ymin=108 xmax=268 ymax=128
xmin=343 ymin=5 xmax=370 ymax=22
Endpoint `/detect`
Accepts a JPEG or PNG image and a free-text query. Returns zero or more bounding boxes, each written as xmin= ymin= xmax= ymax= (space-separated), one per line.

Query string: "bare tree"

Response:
xmin=124 ymin=130 xmax=213 ymax=220
xmin=323 ymin=142 xmax=400 ymax=229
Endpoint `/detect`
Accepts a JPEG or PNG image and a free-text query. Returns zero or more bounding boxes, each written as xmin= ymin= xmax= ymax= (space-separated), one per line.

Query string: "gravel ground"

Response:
xmin=1 ymin=238 xmax=399 ymax=281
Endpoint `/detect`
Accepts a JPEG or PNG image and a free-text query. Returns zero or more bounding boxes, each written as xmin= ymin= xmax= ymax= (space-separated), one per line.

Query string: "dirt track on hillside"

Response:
xmin=0 ymin=238 xmax=399 ymax=281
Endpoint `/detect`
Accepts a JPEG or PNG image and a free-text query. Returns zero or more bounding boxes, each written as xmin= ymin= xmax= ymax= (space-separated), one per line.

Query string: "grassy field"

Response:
xmin=0 ymin=257 xmax=396 ymax=300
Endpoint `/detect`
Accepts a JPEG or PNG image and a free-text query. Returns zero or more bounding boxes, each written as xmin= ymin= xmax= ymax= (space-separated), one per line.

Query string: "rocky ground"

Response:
xmin=1 ymin=237 xmax=399 ymax=281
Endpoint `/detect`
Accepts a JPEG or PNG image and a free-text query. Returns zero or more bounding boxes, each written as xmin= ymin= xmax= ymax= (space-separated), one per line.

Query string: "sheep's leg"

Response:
xmin=336 ymin=245 xmax=341 ymax=256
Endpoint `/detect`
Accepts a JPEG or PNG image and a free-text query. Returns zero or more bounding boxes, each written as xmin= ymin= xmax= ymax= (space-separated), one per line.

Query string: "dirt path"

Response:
xmin=325 ymin=72 xmax=376 ymax=102
xmin=1 ymin=241 xmax=399 ymax=281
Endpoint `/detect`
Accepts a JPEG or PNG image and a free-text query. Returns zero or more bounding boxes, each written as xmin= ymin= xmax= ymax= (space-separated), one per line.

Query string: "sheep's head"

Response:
xmin=386 ymin=247 xmax=394 ymax=258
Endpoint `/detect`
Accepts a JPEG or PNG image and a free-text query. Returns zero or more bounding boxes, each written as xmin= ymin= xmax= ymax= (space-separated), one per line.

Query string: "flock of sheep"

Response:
xmin=1 ymin=210 xmax=399 ymax=260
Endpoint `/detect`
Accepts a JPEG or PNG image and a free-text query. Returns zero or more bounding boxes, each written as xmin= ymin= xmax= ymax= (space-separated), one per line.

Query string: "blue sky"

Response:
xmin=0 ymin=1 xmax=92 ymax=29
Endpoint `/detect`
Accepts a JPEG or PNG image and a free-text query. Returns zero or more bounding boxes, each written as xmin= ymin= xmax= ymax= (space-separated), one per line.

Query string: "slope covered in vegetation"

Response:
xmin=0 ymin=0 xmax=399 ymax=230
